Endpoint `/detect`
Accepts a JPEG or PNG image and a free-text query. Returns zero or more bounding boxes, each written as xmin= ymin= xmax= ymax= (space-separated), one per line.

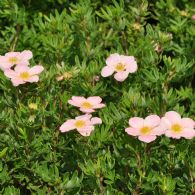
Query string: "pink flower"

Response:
xmin=68 ymin=96 xmax=105 ymax=113
xmin=59 ymin=114 xmax=102 ymax=136
xmin=161 ymin=111 xmax=195 ymax=139
xmin=192 ymin=15 xmax=195 ymax=20
xmin=4 ymin=65 xmax=44 ymax=86
xmin=0 ymin=50 xmax=33 ymax=70
xmin=125 ymin=115 xmax=165 ymax=143
xmin=101 ymin=53 xmax=138 ymax=82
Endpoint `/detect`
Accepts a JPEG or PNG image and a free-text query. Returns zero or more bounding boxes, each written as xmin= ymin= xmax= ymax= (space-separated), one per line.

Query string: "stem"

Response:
xmin=10 ymin=24 xmax=21 ymax=51
xmin=99 ymin=175 xmax=104 ymax=195
xmin=188 ymin=164 xmax=194 ymax=193
xmin=160 ymin=82 xmax=168 ymax=116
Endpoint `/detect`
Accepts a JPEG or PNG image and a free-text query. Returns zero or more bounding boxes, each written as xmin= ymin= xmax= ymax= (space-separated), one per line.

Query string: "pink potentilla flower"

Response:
xmin=68 ymin=96 xmax=105 ymax=113
xmin=4 ymin=65 xmax=44 ymax=86
xmin=0 ymin=50 xmax=32 ymax=70
xmin=161 ymin=111 xmax=195 ymax=139
xmin=59 ymin=114 xmax=102 ymax=136
xmin=125 ymin=115 xmax=165 ymax=143
xmin=101 ymin=53 xmax=138 ymax=82
xmin=192 ymin=15 xmax=195 ymax=20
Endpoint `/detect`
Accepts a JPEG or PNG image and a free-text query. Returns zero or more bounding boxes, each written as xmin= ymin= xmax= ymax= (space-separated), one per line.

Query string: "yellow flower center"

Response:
xmin=171 ymin=124 xmax=182 ymax=133
xmin=115 ymin=63 xmax=125 ymax=71
xmin=140 ymin=126 xmax=151 ymax=135
xmin=20 ymin=72 xmax=30 ymax=80
xmin=9 ymin=57 xmax=18 ymax=64
xmin=28 ymin=103 xmax=38 ymax=110
xmin=133 ymin=22 xmax=141 ymax=30
xmin=82 ymin=102 xmax=93 ymax=109
xmin=75 ymin=120 xmax=86 ymax=128
xmin=180 ymin=10 xmax=188 ymax=16
xmin=63 ymin=72 xmax=73 ymax=79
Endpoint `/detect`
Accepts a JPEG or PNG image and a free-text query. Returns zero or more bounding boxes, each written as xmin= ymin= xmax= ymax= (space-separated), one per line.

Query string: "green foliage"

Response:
xmin=0 ymin=0 xmax=195 ymax=194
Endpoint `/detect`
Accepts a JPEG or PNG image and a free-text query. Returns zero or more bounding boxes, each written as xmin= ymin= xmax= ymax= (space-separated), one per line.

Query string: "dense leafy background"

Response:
xmin=0 ymin=0 xmax=195 ymax=194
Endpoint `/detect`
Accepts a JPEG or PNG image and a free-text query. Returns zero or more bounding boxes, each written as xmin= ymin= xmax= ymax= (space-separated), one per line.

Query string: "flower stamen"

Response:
xmin=20 ymin=72 xmax=30 ymax=79
xmin=171 ymin=124 xmax=182 ymax=133
xmin=9 ymin=57 xmax=18 ymax=64
xmin=82 ymin=102 xmax=93 ymax=109
xmin=115 ymin=63 xmax=125 ymax=71
xmin=140 ymin=126 xmax=151 ymax=135
xmin=75 ymin=120 xmax=86 ymax=128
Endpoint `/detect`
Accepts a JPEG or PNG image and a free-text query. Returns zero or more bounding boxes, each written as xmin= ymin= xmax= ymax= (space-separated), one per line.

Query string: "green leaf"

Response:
xmin=0 ymin=147 xmax=8 ymax=159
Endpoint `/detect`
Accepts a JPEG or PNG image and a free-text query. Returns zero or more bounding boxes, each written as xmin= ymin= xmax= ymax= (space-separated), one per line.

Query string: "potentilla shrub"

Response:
xmin=0 ymin=0 xmax=195 ymax=194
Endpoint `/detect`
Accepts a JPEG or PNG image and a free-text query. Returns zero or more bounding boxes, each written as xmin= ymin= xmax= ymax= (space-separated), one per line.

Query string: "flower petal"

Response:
xmin=15 ymin=65 xmax=30 ymax=73
xmin=5 ymin=52 xmax=20 ymax=58
xmin=164 ymin=111 xmax=181 ymax=124
xmin=20 ymin=50 xmax=33 ymax=61
xmin=106 ymin=53 xmax=120 ymax=67
xmin=144 ymin=115 xmax=161 ymax=128
xmin=125 ymin=127 xmax=140 ymax=136
xmin=80 ymin=108 xmax=95 ymax=113
xmin=59 ymin=119 xmax=75 ymax=132
xmin=138 ymin=135 xmax=157 ymax=143
xmin=91 ymin=117 xmax=102 ymax=125
xmin=120 ymin=55 xmax=138 ymax=73
xmin=160 ymin=117 xmax=172 ymax=129
xmin=0 ymin=56 xmax=13 ymax=70
xmin=78 ymin=126 xmax=94 ymax=136
xmin=101 ymin=66 xmax=115 ymax=77
xmin=165 ymin=130 xmax=182 ymax=139
xmin=68 ymin=100 xmax=80 ymax=107
xmin=72 ymin=96 xmax=86 ymax=103
xmin=181 ymin=118 xmax=195 ymax=128
xmin=87 ymin=96 xmax=102 ymax=104
xmin=75 ymin=114 xmax=92 ymax=120
xmin=4 ymin=69 xmax=18 ymax=78
xmin=181 ymin=128 xmax=195 ymax=139
xmin=11 ymin=78 xmax=25 ymax=86
xmin=29 ymin=65 xmax=44 ymax=75
xmin=28 ymin=75 xmax=39 ymax=82
xmin=129 ymin=117 xmax=144 ymax=129
xmin=152 ymin=123 xmax=166 ymax=136
xmin=93 ymin=103 xmax=106 ymax=109
xmin=114 ymin=71 xmax=129 ymax=82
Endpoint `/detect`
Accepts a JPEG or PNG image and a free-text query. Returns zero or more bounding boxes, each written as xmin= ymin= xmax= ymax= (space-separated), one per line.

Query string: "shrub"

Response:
xmin=0 ymin=0 xmax=194 ymax=194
